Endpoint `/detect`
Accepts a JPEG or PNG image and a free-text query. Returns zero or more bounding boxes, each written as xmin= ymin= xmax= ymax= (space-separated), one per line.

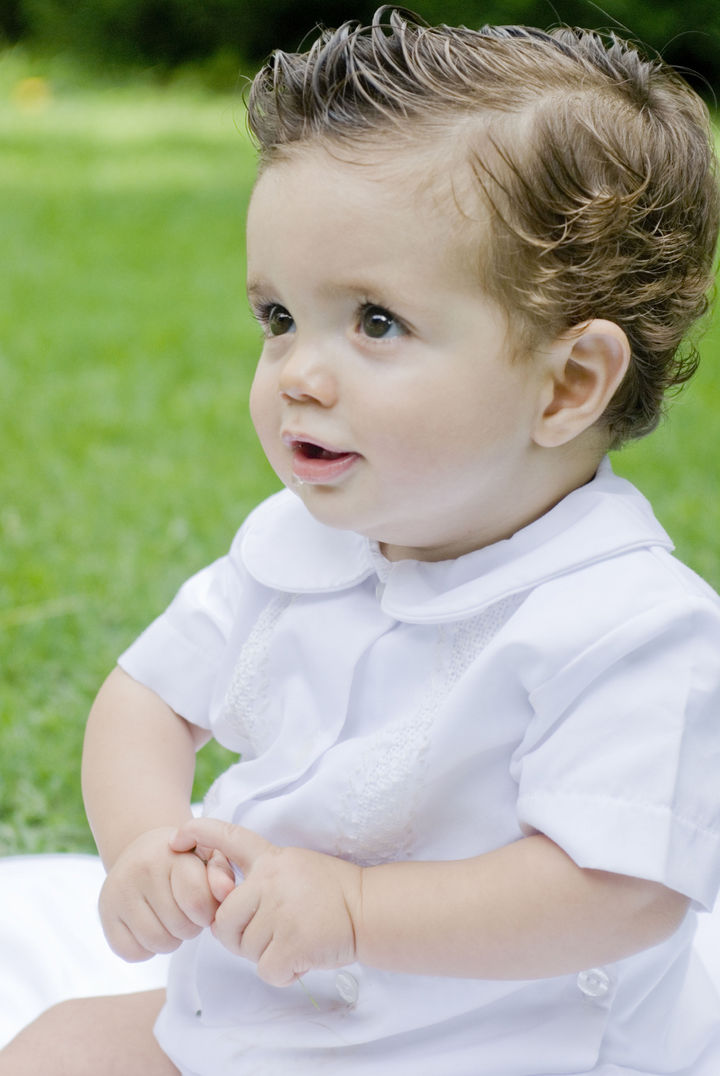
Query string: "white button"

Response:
xmin=577 ymin=967 xmax=612 ymax=999
xmin=335 ymin=970 xmax=359 ymax=1005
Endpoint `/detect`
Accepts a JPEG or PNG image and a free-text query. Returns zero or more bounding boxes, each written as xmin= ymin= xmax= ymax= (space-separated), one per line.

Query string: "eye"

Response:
xmin=358 ymin=304 xmax=405 ymax=340
xmin=261 ymin=303 xmax=295 ymax=337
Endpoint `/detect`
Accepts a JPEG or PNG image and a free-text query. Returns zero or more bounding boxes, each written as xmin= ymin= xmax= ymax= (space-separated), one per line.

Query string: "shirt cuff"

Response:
xmin=517 ymin=791 xmax=720 ymax=911
xmin=118 ymin=618 xmax=218 ymax=730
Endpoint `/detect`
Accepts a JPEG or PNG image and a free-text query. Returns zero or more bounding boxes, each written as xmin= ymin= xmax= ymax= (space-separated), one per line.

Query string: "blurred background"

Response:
xmin=1 ymin=0 xmax=719 ymax=96
xmin=1 ymin=1 xmax=719 ymax=858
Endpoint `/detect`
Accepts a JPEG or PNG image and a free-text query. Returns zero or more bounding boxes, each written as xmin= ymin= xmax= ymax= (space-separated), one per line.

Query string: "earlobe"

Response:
xmin=533 ymin=320 xmax=630 ymax=448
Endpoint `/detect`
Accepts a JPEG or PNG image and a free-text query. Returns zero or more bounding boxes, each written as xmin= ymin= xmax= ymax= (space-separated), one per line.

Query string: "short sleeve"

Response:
xmin=513 ymin=598 xmax=720 ymax=909
xmin=118 ymin=526 xmax=249 ymax=729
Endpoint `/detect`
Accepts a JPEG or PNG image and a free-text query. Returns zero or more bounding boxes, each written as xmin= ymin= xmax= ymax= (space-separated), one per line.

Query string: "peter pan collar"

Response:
xmin=240 ymin=459 xmax=674 ymax=624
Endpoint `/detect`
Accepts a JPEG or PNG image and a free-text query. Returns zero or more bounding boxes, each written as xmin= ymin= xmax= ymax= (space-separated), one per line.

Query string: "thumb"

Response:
xmin=207 ymin=850 xmax=236 ymax=903
xmin=169 ymin=818 xmax=273 ymax=873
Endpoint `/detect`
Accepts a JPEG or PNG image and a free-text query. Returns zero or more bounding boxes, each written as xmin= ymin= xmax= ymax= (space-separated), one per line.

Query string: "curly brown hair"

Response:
xmin=247 ymin=7 xmax=720 ymax=446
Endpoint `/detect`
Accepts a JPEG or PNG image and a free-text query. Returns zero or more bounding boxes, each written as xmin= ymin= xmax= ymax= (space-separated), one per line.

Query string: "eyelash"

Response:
xmin=251 ymin=300 xmax=408 ymax=341
xmin=356 ymin=301 xmax=407 ymax=341
xmin=252 ymin=301 xmax=291 ymax=336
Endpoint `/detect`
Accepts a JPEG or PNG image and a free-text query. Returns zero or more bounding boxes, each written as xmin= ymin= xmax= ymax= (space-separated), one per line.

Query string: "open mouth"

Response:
xmin=294 ymin=440 xmax=349 ymax=461
xmin=286 ymin=437 xmax=359 ymax=484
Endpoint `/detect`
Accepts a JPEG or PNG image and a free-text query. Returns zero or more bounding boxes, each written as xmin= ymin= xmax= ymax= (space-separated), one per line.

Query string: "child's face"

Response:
xmin=247 ymin=146 xmax=556 ymax=561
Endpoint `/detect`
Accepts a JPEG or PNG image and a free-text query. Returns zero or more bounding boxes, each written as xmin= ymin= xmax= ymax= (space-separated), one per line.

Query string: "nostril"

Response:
xmin=280 ymin=386 xmax=312 ymax=402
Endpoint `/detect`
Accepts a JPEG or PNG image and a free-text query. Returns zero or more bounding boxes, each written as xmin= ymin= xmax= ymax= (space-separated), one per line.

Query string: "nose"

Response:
xmin=278 ymin=340 xmax=337 ymax=407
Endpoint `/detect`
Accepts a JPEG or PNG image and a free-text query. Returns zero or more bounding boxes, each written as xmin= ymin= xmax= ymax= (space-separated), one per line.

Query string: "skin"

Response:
xmin=169 ymin=818 xmax=688 ymax=985
xmin=0 ymin=144 xmax=689 ymax=1072
xmin=0 ymin=990 xmax=177 ymax=1076
xmin=246 ymin=146 xmax=615 ymax=562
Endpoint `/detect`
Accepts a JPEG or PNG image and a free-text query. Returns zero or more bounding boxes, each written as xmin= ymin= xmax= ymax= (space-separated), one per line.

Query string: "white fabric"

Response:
xmin=2 ymin=856 xmax=720 ymax=1053
xmin=105 ymin=459 xmax=720 ymax=1074
xmin=0 ymin=855 xmax=170 ymax=1049
xmin=1 ymin=857 xmax=720 ymax=1062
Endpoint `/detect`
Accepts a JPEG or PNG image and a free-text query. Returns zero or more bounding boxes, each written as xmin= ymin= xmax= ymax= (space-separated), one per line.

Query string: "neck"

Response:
xmin=380 ymin=444 xmax=605 ymax=563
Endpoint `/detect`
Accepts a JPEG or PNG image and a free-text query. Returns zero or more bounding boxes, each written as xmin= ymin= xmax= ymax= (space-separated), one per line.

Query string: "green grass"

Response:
xmin=1 ymin=62 xmax=719 ymax=856
xmin=0 ymin=71 xmax=280 ymax=854
xmin=611 ymin=319 xmax=720 ymax=589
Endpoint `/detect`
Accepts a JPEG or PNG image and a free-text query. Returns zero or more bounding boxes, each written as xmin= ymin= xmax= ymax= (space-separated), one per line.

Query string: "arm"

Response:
xmin=355 ymin=834 xmax=688 ymax=979
xmin=82 ymin=665 xmax=206 ymax=866
xmin=82 ymin=667 xmax=233 ymax=961
xmin=171 ymin=819 xmax=688 ymax=986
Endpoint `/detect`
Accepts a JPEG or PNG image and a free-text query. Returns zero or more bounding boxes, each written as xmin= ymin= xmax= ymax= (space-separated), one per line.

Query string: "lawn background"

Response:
xmin=1 ymin=55 xmax=719 ymax=856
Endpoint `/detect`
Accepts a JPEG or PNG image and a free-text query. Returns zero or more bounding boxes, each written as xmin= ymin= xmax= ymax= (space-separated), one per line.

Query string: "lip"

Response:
xmin=282 ymin=432 xmax=360 ymax=485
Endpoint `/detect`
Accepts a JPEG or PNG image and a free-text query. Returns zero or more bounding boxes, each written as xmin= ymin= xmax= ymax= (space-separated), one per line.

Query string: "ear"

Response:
xmin=533 ymin=319 xmax=631 ymax=448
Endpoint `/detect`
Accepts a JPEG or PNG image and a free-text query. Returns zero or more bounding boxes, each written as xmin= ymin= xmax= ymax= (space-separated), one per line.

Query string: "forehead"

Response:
xmin=250 ymin=142 xmax=443 ymax=226
xmin=246 ymin=142 xmax=487 ymax=290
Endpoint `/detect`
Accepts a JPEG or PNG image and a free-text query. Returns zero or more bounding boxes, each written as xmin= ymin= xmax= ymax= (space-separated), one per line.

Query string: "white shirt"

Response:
xmin=120 ymin=459 xmax=720 ymax=1075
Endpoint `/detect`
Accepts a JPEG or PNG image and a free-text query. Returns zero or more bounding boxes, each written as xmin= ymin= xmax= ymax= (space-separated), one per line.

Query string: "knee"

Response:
xmin=0 ymin=997 xmax=97 ymax=1075
xmin=0 ymin=989 xmax=173 ymax=1076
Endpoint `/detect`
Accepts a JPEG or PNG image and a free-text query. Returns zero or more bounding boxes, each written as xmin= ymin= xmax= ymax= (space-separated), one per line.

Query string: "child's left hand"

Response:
xmin=169 ymin=819 xmax=363 ymax=987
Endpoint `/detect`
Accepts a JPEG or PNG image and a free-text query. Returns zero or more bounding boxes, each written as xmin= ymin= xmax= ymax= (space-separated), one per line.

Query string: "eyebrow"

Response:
xmin=246 ymin=275 xmax=415 ymax=307
xmin=246 ymin=279 xmax=271 ymax=302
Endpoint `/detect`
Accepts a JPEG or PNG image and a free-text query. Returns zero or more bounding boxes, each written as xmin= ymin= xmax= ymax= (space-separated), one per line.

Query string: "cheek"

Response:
xmin=248 ymin=365 xmax=275 ymax=441
xmin=377 ymin=378 xmax=527 ymax=475
xmin=249 ymin=373 xmax=288 ymax=483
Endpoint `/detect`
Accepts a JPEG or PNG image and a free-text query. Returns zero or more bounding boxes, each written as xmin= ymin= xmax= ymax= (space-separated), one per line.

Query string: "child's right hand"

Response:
xmin=98 ymin=826 xmax=235 ymax=962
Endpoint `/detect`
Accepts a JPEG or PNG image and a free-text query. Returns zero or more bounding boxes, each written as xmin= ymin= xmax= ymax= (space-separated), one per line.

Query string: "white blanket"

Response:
xmin=0 ymin=855 xmax=170 ymax=1047
xmin=2 ymin=854 xmax=720 ymax=1049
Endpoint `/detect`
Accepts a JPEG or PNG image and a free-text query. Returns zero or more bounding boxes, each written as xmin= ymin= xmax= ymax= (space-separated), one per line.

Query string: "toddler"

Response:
xmin=3 ymin=8 xmax=720 ymax=1075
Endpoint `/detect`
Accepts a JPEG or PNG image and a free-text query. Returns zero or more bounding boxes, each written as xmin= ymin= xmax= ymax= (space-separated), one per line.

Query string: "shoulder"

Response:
xmin=379 ymin=458 xmax=713 ymax=623
xmin=510 ymin=542 xmax=720 ymax=705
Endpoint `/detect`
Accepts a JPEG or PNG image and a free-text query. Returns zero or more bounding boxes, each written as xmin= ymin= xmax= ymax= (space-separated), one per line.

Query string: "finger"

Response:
xmin=170 ymin=819 xmax=273 ymax=874
xmin=99 ymin=882 xmax=159 ymax=962
xmin=106 ymin=897 xmax=184 ymax=960
xmin=135 ymin=897 xmax=191 ymax=954
xmin=212 ymin=883 xmax=262 ymax=957
xmin=231 ymin=911 xmax=273 ymax=968
xmin=180 ymin=838 xmax=231 ymax=905
xmin=256 ymin=943 xmax=307 ymax=989
xmin=166 ymin=852 xmax=219 ymax=929
xmin=100 ymin=914 xmax=155 ymax=963
xmin=192 ymin=842 xmax=215 ymax=865
xmin=207 ymin=850 xmax=236 ymax=904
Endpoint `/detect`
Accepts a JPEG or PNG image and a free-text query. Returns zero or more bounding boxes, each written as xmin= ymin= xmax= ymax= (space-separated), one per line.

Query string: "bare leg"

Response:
xmin=0 ymin=988 xmax=180 ymax=1076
